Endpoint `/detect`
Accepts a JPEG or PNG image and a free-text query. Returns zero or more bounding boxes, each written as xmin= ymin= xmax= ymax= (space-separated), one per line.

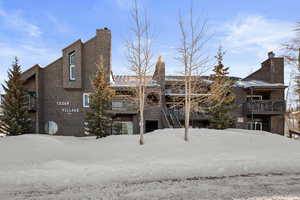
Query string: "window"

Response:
xmin=112 ymin=100 xmax=123 ymax=110
xmin=69 ymin=52 xmax=76 ymax=81
xmin=83 ymin=93 xmax=91 ymax=108
xmin=237 ymin=117 xmax=244 ymax=123
xmin=112 ymin=121 xmax=133 ymax=135
xmin=246 ymin=95 xmax=262 ymax=101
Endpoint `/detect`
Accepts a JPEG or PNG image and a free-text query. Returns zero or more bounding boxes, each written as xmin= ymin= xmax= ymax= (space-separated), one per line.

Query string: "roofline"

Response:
xmin=62 ymin=39 xmax=82 ymax=51
xmin=22 ymin=64 xmax=40 ymax=74
xmin=43 ymin=57 xmax=63 ymax=70
xmin=243 ymin=85 xmax=287 ymax=89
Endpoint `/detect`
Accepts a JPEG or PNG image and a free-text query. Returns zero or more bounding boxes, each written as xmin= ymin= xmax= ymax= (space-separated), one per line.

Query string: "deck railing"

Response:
xmin=244 ymin=100 xmax=285 ymax=115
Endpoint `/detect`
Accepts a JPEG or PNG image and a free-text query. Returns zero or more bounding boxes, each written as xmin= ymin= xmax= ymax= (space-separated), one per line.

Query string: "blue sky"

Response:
xmin=0 ymin=0 xmax=299 ymax=90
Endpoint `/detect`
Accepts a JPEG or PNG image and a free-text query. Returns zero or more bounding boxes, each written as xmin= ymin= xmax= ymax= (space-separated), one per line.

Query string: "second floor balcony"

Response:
xmin=108 ymin=100 xmax=138 ymax=114
xmin=243 ymin=100 xmax=285 ymax=115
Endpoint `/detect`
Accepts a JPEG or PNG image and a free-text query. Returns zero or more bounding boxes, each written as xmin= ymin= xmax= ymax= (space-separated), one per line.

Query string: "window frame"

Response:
xmin=69 ymin=52 xmax=76 ymax=81
xmin=112 ymin=121 xmax=133 ymax=135
xmin=246 ymin=95 xmax=262 ymax=101
xmin=111 ymin=100 xmax=124 ymax=110
xmin=83 ymin=93 xmax=91 ymax=108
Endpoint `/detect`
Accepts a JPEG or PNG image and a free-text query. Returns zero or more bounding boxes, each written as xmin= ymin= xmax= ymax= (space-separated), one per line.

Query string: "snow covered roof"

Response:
xmin=111 ymin=75 xmax=160 ymax=87
xmin=165 ymin=76 xmax=212 ymax=82
xmin=235 ymin=80 xmax=286 ymax=88
xmin=111 ymin=74 xmax=285 ymax=89
xmin=165 ymin=76 xmax=240 ymax=83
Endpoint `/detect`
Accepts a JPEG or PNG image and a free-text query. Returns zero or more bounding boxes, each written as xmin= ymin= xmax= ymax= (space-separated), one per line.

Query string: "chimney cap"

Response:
xmin=268 ymin=51 xmax=275 ymax=59
xmin=158 ymin=56 xmax=163 ymax=63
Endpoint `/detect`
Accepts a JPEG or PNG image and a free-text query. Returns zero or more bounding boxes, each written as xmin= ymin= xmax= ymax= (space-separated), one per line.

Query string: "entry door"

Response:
xmin=248 ymin=121 xmax=262 ymax=131
xmin=145 ymin=120 xmax=158 ymax=133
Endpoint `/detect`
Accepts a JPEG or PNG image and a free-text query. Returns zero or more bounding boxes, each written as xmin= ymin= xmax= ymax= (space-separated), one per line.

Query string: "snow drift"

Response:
xmin=1 ymin=128 xmax=300 ymax=188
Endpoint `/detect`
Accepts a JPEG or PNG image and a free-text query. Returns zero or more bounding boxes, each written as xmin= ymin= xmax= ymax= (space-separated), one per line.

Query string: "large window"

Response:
xmin=69 ymin=52 xmax=76 ymax=81
xmin=112 ymin=121 xmax=133 ymax=135
xmin=83 ymin=93 xmax=91 ymax=108
xmin=112 ymin=100 xmax=124 ymax=110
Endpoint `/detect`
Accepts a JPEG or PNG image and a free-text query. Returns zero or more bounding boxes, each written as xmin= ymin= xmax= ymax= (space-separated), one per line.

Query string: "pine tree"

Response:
xmin=85 ymin=57 xmax=115 ymax=139
xmin=207 ymin=47 xmax=236 ymax=129
xmin=0 ymin=57 xmax=32 ymax=135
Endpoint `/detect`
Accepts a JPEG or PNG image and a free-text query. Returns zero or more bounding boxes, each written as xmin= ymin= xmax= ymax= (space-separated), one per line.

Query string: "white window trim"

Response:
xmin=69 ymin=52 xmax=76 ymax=81
xmin=69 ymin=65 xmax=76 ymax=81
xmin=112 ymin=100 xmax=124 ymax=110
xmin=83 ymin=93 xmax=91 ymax=108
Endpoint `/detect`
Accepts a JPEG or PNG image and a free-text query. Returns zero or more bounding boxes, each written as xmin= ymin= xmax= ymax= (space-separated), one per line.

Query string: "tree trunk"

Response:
xmin=139 ymin=85 xmax=144 ymax=145
xmin=140 ymin=113 xmax=144 ymax=145
xmin=184 ymin=76 xmax=189 ymax=142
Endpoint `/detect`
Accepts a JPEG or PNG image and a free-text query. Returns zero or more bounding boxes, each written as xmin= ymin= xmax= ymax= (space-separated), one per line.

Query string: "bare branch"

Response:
xmin=125 ymin=0 xmax=154 ymax=145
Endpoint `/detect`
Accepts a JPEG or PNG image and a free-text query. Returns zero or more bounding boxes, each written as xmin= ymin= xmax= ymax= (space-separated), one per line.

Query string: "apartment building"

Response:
xmin=18 ymin=29 xmax=286 ymax=136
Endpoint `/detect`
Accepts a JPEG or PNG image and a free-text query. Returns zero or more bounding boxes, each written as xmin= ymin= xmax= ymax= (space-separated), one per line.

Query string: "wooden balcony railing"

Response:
xmin=166 ymin=109 xmax=208 ymax=121
xmin=243 ymin=100 xmax=285 ymax=115
xmin=108 ymin=102 xmax=138 ymax=114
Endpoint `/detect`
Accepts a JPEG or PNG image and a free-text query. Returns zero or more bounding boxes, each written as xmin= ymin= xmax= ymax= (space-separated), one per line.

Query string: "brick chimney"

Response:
xmin=153 ymin=56 xmax=165 ymax=84
xmin=244 ymin=51 xmax=284 ymax=84
xmin=264 ymin=52 xmax=284 ymax=83
xmin=268 ymin=51 xmax=275 ymax=59
xmin=96 ymin=28 xmax=112 ymax=82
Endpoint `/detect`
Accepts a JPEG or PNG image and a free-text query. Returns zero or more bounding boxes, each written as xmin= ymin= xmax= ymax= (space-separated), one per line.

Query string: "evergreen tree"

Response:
xmin=207 ymin=47 xmax=236 ymax=129
xmin=85 ymin=57 xmax=115 ymax=139
xmin=0 ymin=57 xmax=32 ymax=135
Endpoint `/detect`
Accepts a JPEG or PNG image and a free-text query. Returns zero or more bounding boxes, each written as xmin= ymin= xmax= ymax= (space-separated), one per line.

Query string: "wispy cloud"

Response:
xmin=0 ymin=41 xmax=59 ymax=93
xmin=0 ymin=6 xmax=60 ymax=92
xmin=221 ymin=14 xmax=294 ymax=59
xmin=0 ymin=8 xmax=42 ymax=37
xmin=47 ymin=14 xmax=72 ymax=34
xmin=114 ymin=0 xmax=134 ymax=10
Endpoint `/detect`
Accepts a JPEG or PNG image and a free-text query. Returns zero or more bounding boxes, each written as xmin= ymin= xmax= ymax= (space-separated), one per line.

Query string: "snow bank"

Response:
xmin=0 ymin=129 xmax=300 ymax=188
xmin=236 ymin=80 xmax=285 ymax=88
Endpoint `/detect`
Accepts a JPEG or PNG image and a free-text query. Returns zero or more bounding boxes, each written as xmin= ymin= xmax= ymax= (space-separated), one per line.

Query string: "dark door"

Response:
xmin=145 ymin=120 xmax=158 ymax=133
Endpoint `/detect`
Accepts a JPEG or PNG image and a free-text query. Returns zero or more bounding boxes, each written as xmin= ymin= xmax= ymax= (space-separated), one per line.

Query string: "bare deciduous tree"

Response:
xmin=125 ymin=0 xmax=153 ymax=145
xmin=176 ymin=5 xmax=210 ymax=141
xmin=283 ymin=21 xmax=300 ymax=131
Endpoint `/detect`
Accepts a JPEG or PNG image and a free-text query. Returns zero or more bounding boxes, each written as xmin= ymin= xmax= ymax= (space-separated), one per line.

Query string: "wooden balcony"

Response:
xmin=243 ymin=100 xmax=285 ymax=115
xmin=166 ymin=109 xmax=208 ymax=121
xmin=107 ymin=102 xmax=138 ymax=114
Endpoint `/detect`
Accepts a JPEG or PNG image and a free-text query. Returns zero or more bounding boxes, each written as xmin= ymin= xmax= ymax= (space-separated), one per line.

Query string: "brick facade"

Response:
xmin=21 ymin=29 xmax=286 ymax=136
xmin=21 ymin=29 xmax=111 ymax=136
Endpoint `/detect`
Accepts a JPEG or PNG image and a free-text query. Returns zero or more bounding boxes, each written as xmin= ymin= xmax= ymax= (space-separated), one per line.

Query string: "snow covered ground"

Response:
xmin=1 ymin=128 xmax=300 ymax=199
